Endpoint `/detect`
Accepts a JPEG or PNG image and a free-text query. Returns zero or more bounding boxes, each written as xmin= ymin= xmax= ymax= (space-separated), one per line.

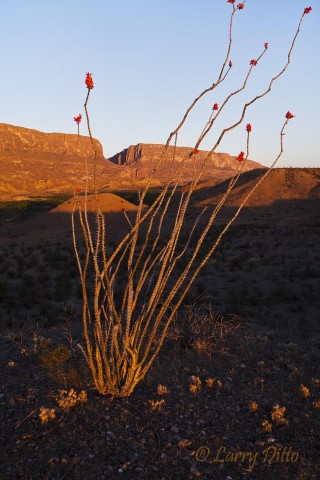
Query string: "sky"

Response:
xmin=0 ymin=0 xmax=319 ymax=168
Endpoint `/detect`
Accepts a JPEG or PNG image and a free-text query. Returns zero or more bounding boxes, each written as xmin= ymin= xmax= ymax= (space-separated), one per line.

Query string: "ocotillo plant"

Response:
xmin=72 ymin=4 xmax=312 ymax=397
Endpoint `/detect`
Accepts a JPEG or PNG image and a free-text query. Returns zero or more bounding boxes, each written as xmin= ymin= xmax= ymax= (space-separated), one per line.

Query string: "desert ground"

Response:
xmin=1 ymin=174 xmax=320 ymax=479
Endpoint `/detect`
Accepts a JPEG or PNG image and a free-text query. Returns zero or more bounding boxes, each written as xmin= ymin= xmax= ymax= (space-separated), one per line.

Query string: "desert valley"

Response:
xmin=0 ymin=123 xmax=319 ymax=479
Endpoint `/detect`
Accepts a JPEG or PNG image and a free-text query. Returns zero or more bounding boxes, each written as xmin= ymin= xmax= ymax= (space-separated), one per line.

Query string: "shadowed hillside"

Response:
xmin=192 ymin=168 xmax=320 ymax=207
xmin=189 ymin=168 xmax=320 ymax=225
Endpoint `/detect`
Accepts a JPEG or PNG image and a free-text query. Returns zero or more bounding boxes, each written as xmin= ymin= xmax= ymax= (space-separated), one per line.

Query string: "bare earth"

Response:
xmin=0 ymin=171 xmax=320 ymax=479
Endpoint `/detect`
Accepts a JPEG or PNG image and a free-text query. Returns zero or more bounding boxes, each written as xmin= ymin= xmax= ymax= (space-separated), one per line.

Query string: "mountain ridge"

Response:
xmin=0 ymin=122 xmax=263 ymax=200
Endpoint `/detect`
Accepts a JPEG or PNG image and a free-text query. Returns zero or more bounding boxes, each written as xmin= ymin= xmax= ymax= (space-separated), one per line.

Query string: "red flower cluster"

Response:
xmin=227 ymin=0 xmax=236 ymax=3
xmin=237 ymin=3 xmax=245 ymax=9
xmin=85 ymin=72 xmax=94 ymax=90
xmin=304 ymin=6 xmax=312 ymax=14
xmin=213 ymin=103 xmax=219 ymax=111
xmin=73 ymin=114 xmax=82 ymax=124
xmin=264 ymin=42 xmax=269 ymax=49
xmin=246 ymin=123 xmax=252 ymax=133
xmin=250 ymin=59 xmax=258 ymax=66
xmin=237 ymin=151 xmax=245 ymax=162
xmin=192 ymin=148 xmax=200 ymax=155
xmin=285 ymin=111 xmax=295 ymax=120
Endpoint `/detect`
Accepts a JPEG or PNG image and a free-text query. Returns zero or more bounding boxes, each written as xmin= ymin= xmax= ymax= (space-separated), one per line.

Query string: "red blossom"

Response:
xmin=120 ymin=208 xmax=126 ymax=212
xmin=192 ymin=148 xmax=200 ymax=155
xmin=229 ymin=60 xmax=233 ymax=67
xmin=85 ymin=72 xmax=94 ymax=90
xmin=304 ymin=6 xmax=312 ymax=14
xmin=237 ymin=151 xmax=246 ymax=162
xmin=264 ymin=42 xmax=269 ymax=49
xmin=246 ymin=123 xmax=252 ymax=133
xmin=213 ymin=103 xmax=219 ymax=111
xmin=250 ymin=59 xmax=258 ymax=66
xmin=227 ymin=0 xmax=236 ymax=3
xmin=237 ymin=3 xmax=245 ymax=9
xmin=73 ymin=114 xmax=82 ymax=124
xmin=285 ymin=111 xmax=295 ymax=120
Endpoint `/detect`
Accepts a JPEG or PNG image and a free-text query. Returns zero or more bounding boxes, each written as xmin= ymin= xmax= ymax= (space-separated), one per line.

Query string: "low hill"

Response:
xmin=191 ymin=168 xmax=320 ymax=224
xmin=192 ymin=168 xmax=320 ymax=207
xmin=0 ymin=193 xmax=141 ymax=245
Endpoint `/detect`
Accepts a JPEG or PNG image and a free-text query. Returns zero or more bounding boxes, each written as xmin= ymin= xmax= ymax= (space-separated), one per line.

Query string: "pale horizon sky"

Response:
xmin=1 ymin=1 xmax=319 ymax=168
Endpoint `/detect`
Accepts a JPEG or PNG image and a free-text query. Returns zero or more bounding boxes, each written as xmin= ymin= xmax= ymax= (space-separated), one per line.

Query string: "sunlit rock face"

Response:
xmin=0 ymin=124 xmax=263 ymax=199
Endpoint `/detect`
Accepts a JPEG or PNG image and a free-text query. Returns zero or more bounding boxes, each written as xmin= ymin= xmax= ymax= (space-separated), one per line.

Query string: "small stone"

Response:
xmin=190 ymin=465 xmax=202 ymax=477
xmin=267 ymin=437 xmax=276 ymax=443
xmin=178 ymin=439 xmax=192 ymax=448
xmin=171 ymin=425 xmax=179 ymax=433
xmin=149 ymin=465 xmax=159 ymax=472
xmin=128 ymin=453 xmax=139 ymax=462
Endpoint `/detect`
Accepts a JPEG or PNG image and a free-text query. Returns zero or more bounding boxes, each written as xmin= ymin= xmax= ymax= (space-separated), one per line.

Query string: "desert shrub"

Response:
xmin=167 ymin=304 xmax=246 ymax=358
xmin=71 ymin=5 xmax=312 ymax=396
xmin=38 ymin=343 xmax=88 ymax=387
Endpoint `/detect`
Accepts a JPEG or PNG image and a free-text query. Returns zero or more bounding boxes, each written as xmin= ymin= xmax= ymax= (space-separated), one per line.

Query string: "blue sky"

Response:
xmin=1 ymin=1 xmax=318 ymax=167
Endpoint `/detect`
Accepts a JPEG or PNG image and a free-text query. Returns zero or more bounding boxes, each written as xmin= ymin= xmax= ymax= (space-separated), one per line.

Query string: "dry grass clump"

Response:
xmin=36 ymin=339 xmax=88 ymax=388
xmin=248 ymin=401 xmax=259 ymax=413
xmin=39 ymin=406 xmax=56 ymax=424
xmin=262 ymin=419 xmax=272 ymax=433
xmin=299 ymin=384 xmax=310 ymax=398
xmin=271 ymin=404 xmax=288 ymax=426
xmin=168 ymin=304 xmax=246 ymax=358
xmin=157 ymin=384 xmax=170 ymax=395
xmin=56 ymin=389 xmax=87 ymax=409
xmin=39 ymin=344 xmax=71 ymax=368
xmin=149 ymin=399 xmax=165 ymax=411
xmin=205 ymin=378 xmax=215 ymax=388
xmin=38 ymin=389 xmax=87 ymax=425
xmin=189 ymin=376 xmax=202 ymax=394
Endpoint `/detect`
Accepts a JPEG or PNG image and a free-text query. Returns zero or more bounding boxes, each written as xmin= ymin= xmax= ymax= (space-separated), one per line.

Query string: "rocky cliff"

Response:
xmin=0 ymin=123 xmax=264 ymax=200
xmin=0 ymin=123 xmax=109 ymax=199
xmin=108 ymin=143 xmax=263 ymax=184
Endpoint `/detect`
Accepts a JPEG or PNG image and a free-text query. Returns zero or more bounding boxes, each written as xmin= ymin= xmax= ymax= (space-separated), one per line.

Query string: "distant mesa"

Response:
xmin=107 ymin=143 xmax=262 ymax=185
xmin=0 ymin=123 xmax=263 ymax=200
